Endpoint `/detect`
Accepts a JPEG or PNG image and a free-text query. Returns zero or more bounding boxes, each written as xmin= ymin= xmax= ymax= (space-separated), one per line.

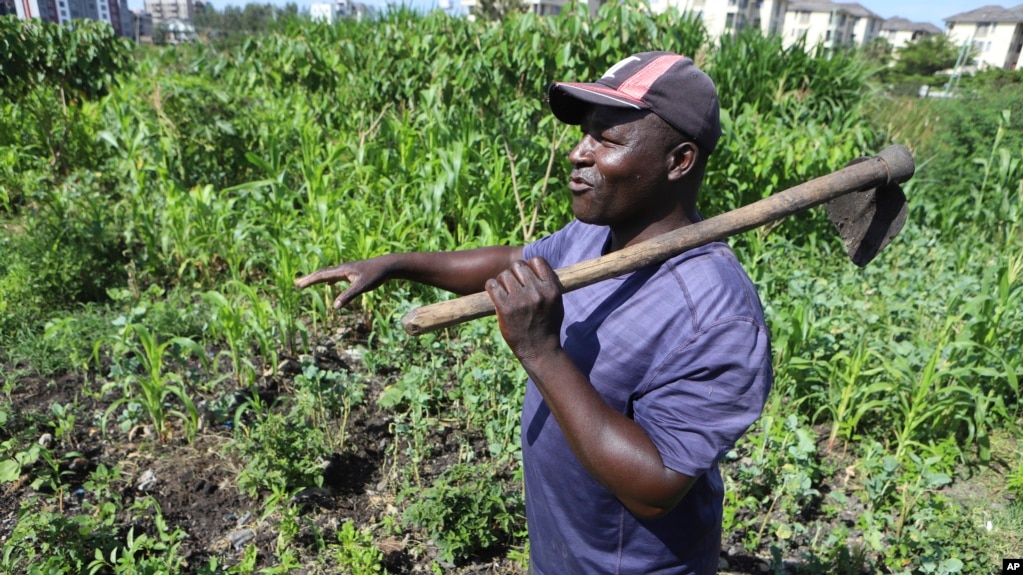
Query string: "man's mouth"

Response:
xmin=569 ymin=175 xmax=591 ymax=194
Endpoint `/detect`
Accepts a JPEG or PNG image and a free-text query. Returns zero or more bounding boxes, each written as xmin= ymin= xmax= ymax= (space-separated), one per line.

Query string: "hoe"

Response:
xmin=402 ymin=144 xmax=913 ymax=336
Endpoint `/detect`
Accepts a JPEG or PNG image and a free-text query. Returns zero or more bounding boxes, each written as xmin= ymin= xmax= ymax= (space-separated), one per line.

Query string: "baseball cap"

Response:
xmin=547 ymin=51 xmax=721 ymax=154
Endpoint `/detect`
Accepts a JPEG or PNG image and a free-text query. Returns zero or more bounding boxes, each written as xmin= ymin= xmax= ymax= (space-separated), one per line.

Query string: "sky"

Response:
xmin=127 ymin=0 xmax=993 ymax=30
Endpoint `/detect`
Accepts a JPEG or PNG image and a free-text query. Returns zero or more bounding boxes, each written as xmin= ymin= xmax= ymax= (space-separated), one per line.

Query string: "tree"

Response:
xmin=860 ymin=36 xmax=893 ymax=69
xmin=192 ymin=3 xmax=303 ymax=47
xmin=0 ymin=18 xmax=134 ymax=171
xmin=891 ymin=34 xmax=961 ymax=77
xmin=474 ymin=0 xmax=527 ymax=21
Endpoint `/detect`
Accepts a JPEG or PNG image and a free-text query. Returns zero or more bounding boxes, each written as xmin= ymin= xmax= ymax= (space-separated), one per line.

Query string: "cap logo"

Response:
xmin=601 ymin=56 xmax=641 ymax=80
xmin=617 ymin=54 xmax=685 ymax=102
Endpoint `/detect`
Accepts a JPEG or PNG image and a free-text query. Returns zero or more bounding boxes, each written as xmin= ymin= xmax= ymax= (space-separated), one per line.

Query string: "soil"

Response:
xmin=0 ymin=318 xmax=528 ymax=574
xmin=2 ymin=316 xmax=1012 ymax=574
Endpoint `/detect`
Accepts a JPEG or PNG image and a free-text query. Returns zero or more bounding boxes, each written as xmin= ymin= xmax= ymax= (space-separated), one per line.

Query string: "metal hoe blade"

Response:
xmin=826 ymin=157 xmax=909 ymax=267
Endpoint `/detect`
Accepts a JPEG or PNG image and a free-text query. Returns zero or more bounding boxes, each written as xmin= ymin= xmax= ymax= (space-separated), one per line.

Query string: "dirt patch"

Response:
xmin=0 ymin=323 xmax=532 ymax=574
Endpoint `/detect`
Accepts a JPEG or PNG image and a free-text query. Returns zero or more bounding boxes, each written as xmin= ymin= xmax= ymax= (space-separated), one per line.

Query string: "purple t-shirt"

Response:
xmin=521 ymin=220 xmax=772 ymax=575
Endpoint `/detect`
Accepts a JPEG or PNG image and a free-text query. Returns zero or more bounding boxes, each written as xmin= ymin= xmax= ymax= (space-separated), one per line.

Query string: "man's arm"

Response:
xmin=485 ymin=258 xmax=694 ymax=519
xmin=295 ymin=246 xmax=525 ymax=309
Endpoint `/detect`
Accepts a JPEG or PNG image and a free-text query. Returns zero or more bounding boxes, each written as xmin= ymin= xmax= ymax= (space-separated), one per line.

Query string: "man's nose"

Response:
xmin=568 ymin=135 xmax=595 ymax=166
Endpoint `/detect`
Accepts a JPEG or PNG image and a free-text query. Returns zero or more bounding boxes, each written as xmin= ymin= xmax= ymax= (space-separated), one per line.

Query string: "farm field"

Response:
xmin=1 ymin=6 xmax=1022 ymax=574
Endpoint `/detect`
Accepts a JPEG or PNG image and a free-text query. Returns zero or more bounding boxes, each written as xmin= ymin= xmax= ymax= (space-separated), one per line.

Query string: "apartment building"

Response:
xmin=310 ymin=2 xmax=332 ymax=21
xmin=652 ymin=0 xmax=760 ymax=36
xmin=14 ymin=0 xmax=131 ymax=36
xmin=783 ymin=1 xmax=881 ymax=49
xmin=15 ymin=0 xmax=65 ymax=23
xmin=309 ymin=0 xmax=376 ymax=23
xmin=131 ymin=8 xmax=154 ymax=41
xmin=945 ymin=4 xmax=1023 ymax=70
xmin=756 ymin=0 xmax=790 ymax=36
xmin=143 ymin=0 xmax=193 ymax=25
xmin=841 ymin=2 xmax=882 ymax=45
xmin=879 ymin=17 xmax=943 ymax=50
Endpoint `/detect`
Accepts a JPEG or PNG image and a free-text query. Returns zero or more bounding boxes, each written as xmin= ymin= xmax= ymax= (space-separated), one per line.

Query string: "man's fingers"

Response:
xmin=526 ymin=257 xmax=559 ymax=285
xmin=294 ymin=270 xmax=332 ymax=289
xmin=485 ymin=277 xmax=507 ymax=298
xmin=333 ymin=292 xmax=348 ymax=309
xmin=294 ymin=274 xmax=318 ymax=289
xmin=506 ymin=261 xmax=534 ymax=287
xmin=294 ymin=266 xmax=351 ymax=289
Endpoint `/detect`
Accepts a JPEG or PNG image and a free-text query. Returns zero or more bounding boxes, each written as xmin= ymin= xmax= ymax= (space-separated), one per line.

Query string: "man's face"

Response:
xmin=567 ymin=106 xmax=676 ymax=228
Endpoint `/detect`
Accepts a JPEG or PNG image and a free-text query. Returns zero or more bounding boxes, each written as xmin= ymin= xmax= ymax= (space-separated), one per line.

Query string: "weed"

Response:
xmin=402 ymin=462 xmax=524 ymax=565
xmin=234 ymin=409 xmax=330 ymax=497
xmin=334 ymin=521 xmax=389 ymax=574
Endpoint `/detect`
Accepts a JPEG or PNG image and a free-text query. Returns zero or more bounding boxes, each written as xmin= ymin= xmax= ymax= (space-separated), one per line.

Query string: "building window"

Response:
xmin=798 ymin=11 xmax=808 ymax=23
xmin=726 ymin=13 xmax=734 ymax=28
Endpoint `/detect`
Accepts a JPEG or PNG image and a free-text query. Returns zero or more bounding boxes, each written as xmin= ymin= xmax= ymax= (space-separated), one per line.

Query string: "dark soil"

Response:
xmin=0 ymin=317 xmax=939 ymax=575
xmin=0 ymin=319 xmax=528 ymax=574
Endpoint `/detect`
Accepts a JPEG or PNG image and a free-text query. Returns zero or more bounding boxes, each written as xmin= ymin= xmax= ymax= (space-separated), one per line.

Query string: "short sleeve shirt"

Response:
xmin=521 ymin=220 xmax=772 ymax=575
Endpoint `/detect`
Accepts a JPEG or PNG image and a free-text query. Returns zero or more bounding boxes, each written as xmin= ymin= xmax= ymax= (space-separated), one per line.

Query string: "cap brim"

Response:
xmin=547 ymin=82 xmax=650 ymax=125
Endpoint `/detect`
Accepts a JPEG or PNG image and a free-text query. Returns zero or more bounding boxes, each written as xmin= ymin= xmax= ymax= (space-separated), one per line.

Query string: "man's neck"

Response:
xmin=609 ymin=206 xmax=702 ymax=252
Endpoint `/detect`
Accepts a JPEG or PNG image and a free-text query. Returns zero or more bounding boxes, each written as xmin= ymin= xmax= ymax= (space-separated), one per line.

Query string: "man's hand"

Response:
xmin=485 ymin=257 xmax=564 ymax=361
xmin=294 ymin=256 xmax=393 ymax=309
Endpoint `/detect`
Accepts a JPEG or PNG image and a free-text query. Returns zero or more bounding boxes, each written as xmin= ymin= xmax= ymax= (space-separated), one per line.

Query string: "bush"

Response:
xmin=402 ymin=462 xmax=523 ymax=564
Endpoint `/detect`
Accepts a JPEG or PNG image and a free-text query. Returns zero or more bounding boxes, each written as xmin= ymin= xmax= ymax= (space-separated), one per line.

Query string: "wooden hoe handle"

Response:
xmin=402 ymin=145 xmax=915 ymax=336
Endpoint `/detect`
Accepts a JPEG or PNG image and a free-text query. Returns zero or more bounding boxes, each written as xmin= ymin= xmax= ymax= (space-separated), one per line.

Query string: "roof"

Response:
xmin=945 ymin=4 xmax=1023 ymax=23
xmin=881 ymin=16 xmax=942 ymax=34
xmin=837 ymin=2 xmax=880 ymax=18
xmin=787 ymin=1 xmax=880 ymax=18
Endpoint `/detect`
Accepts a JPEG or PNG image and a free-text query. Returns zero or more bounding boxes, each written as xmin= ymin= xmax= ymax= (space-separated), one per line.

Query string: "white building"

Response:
xmin=143 ymin=0 xmax=193 ymax=24
xmin=878 ymin=17 xmax=942 ymax=50
xmin=945 ymin=4 xmax=1023 ymax=70
xmin=309 ymin=0 xmax=377 ymax=22
xmin=756 ymin=0 xmax=790 ymax=36
xmin=651 ymin=0 xmax=760 ymax=35
xmin=310 ymin=2 xmax=333 ymax=22
xmin=840 ymin=2 xmax=882 ymax=46
xmin=782 ymin=1 xmax=880 ymax=49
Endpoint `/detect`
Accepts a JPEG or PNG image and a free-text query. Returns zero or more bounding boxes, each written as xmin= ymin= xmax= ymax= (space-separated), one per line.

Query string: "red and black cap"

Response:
xmin=547 ymin=51 xmax=721 ymax=154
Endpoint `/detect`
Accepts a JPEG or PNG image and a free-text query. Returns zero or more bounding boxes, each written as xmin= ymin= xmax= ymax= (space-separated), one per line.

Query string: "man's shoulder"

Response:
xmin=664 ymin=242 xmax=765 ymax=326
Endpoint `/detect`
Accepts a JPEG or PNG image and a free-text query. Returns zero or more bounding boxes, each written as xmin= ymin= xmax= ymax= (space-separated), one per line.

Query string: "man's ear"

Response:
xmin=667 ymin=141 xmax=699 ymax=182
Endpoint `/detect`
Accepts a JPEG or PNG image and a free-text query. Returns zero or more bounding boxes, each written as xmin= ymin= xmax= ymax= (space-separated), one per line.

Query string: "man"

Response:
xmin=296 ymin=52 xmax=772 ymax=575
